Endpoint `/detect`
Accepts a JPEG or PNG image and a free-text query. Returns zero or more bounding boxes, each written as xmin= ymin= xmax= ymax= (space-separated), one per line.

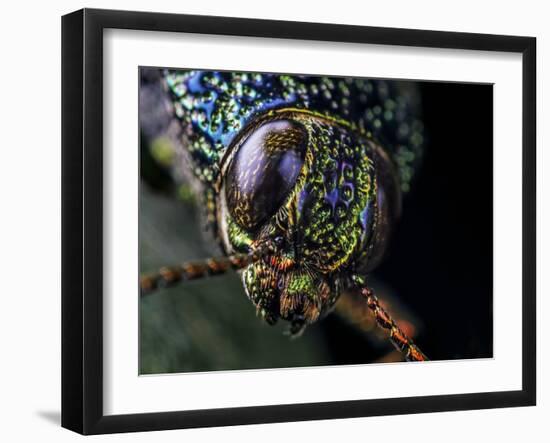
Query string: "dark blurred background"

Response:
xmin=139 ymin=74 xmax=493 ymax=374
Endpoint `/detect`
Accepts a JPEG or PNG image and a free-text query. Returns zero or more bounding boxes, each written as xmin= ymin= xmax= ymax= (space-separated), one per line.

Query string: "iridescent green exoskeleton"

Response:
xmin=141 ymin=70 xmax=427 ymax=361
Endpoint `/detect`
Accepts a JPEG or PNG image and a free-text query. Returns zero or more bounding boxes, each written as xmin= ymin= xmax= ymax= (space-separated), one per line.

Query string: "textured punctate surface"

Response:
xmin=164 ymin=70 xmax=424 ymax=193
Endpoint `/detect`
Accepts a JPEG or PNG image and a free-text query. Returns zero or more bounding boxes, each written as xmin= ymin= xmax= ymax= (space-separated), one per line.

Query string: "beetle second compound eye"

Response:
xmin=225 ymin=120 xmax=307 ymax=231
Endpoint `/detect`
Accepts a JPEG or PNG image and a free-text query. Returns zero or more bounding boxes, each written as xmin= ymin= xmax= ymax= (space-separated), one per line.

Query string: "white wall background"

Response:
xmin=0 ymin=0 xmax=546 ymax=441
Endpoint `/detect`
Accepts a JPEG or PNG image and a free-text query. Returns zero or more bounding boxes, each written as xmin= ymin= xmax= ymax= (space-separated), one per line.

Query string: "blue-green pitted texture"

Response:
xmin=164 ymin=70 xmax=424 ymax=193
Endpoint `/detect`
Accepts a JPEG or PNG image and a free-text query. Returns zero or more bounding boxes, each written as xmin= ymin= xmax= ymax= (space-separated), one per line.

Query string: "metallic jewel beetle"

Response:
xmin=140 ymin=70 xmax=427 ymax=361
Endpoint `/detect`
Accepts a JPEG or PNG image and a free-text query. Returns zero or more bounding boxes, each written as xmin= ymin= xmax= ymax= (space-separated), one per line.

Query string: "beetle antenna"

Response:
xmin=140 ymin=251 xmax=263 ymax=296
xmin=360 ymin=286 xmax=428 ymax=362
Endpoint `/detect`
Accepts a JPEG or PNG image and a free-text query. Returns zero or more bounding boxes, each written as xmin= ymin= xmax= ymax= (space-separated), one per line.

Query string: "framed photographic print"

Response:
xmin=61 ymin=8 xmax=536 ymax=435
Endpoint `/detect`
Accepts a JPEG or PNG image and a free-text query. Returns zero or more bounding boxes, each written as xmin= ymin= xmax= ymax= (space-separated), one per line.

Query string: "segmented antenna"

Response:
xmin=361 ymin=287 xmax=428 ymax=362
xmin=140 ymin=252 xmax=258 ymax=296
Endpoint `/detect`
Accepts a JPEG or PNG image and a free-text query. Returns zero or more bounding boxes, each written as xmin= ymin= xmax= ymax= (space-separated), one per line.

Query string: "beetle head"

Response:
xmin=217 ymin=109 xmax=401 ymax=333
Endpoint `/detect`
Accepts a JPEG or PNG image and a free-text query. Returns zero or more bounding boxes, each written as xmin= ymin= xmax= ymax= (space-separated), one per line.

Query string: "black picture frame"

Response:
xmin=61 ymin=8 xmax=536 ymax=435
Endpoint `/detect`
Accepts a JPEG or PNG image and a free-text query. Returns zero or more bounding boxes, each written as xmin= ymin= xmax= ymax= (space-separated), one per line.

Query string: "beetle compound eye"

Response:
xmin=225 ymin=120 xmax=307 ymax=231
